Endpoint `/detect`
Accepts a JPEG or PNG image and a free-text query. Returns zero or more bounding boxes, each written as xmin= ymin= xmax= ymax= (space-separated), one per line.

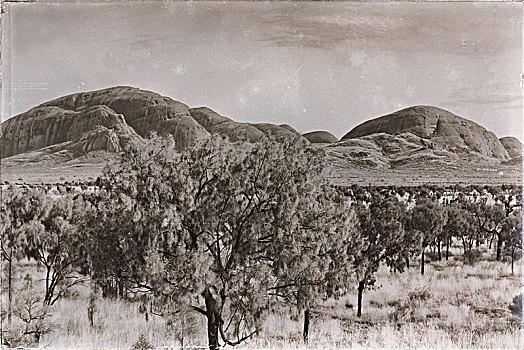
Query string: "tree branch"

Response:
xmin=219 ymin=323 xmax=257 ymax=347
xmin=191 ymin=305 xmax=207 ymax=316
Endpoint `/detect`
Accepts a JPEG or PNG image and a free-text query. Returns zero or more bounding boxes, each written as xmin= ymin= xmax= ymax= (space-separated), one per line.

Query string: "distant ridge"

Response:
xmin=1 ymin=87 xmax=521 ymax=185
xmin=1 ymin=86 xmax=207 ymax=157
xmin=500 ymin=136 xmax=522 ymax=159
xmin=1 ymin=86 xmax=306 ymax=159
xmin=303 ymin=131 xmax=338 ymax=144
xmin=341 ymin=106 xmax=510 ymax=160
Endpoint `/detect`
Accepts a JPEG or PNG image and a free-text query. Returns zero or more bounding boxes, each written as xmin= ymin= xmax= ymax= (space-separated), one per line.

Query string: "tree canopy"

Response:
xmin=91 ymin=134 xmax=360 ymax=348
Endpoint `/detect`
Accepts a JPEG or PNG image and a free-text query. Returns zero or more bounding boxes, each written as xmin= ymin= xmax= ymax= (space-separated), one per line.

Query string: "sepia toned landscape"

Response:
xmin=1 ymin=1 xmax=523 ymax=349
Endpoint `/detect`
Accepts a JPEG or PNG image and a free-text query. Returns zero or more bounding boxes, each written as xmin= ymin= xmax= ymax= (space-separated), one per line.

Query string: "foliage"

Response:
xmin=1 ymin=186 xmax=48 ymax=263
xmin=269 ymin=185 xmax=362 ymax=310
xmin=2 ymin=275 xmax=55 ymax=347
xmin=406 ymin=198 xmax=445 ymax=274
xmin=502 ymin=210 xmax=522 ymax=274
xmin=509 ymin=294 xmax=523 ymax=326
xmin=131 ymin=334 xmax=153 ymax=350
xmin=352 ymin=194 xmax=411 ymax=316
xmin=84 ymin=188 xmax=149 ymax=298
xmin=463 ymin=249 xmax=483 ymax=265
xmin=93 ymin=134 xmax=355 ymax=348
xmin=444 ymin=201 xmax=479 ymax=256
xmin=1 ymin=186 xmax=48 ymax=323
xmin=470 ymin=186 xmax=522 ymax=261
xmin=354 ymin=195 xmax=410 ymax=280
xmin=23 ymin=195 xmax=90 ymax=305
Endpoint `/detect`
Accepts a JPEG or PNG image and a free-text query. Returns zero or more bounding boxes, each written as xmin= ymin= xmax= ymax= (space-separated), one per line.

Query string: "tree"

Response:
xmin=268 ymin=186 xmax=362 ymax=343
xmin=469 ymin=201 xmax=506 ymax=260
xmin=444 ymin=201 xmax=479 ymax=259
xmin=24 ymin=195 xmax=89 ymax=305
xmin=1 ymin=186 xmax=47 ymax=323
xmin=503 ymin=210 xmax=522 ymax=275
xmin=95 ymin=134 xmax=352 ymax=348
xmin=84 ymin=189 xmax=147 ymax=299
xmin=353 ymin=195 xmax=411 ymax=317
xmin=406 ymin=198 xmax=445 ymax=275
xmin=479 ymin=186 xmax=523 ymax=260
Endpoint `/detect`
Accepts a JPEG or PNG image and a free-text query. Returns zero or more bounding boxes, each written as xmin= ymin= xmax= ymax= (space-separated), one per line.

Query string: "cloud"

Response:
xmin=170 ymin=64 xmax=187 ymax=77
xmin=247 ymin=2 xmax=521 ymax=60
xmin=5 ymin=1 xmax=522 ymax=141
xmin=441 ymin=94 xmax=522 ymax=112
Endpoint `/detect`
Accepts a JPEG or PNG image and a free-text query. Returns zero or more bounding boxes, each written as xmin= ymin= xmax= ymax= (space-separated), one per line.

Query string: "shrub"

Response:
xmin=509 ymin=294 xmax=523 ymax=327
xmin=2 ymin=280 xmax=55 ymax=347
xmin=408 ymin=288 xmax=431 ymax=302
xmin=131 ymin=334 xmax=153 ymax=350
xmin=425 ymin=251 xmax=439 ymax=262
xmin=463 ymin=249 xmax=483 ymax=265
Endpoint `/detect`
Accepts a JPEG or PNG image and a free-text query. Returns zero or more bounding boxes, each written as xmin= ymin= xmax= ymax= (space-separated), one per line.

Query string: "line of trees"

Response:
xmin=1 ymin=135 xmax=522 ymax=348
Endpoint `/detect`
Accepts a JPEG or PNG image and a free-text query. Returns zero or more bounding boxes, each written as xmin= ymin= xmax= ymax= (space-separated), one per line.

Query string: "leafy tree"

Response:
xmin=406 ymin=198 xmax=445 ymax=275
xmin=353 ymin=195 xmax=411 ymax=317
xmin=1 ymin=186 xmax=47 ymax=323
xmin=268 ymin=186 xmax=362 ymax=343
xmin=503 ymin=210 xmax=522 ymax=275
xmin=479 ymin=186 xmax=523 ymax=260
xmin=24 ymin=195 xmax=89 ymax=305
xmin=444 ymin=201 xmax=479 ymax=260
xmin=95 ymin=134 xmax=353 ymax=348
xmin=469 ymin=201 xmax=506 ymax=260
xmin=84 ymin=189 xmax=147 ymax=299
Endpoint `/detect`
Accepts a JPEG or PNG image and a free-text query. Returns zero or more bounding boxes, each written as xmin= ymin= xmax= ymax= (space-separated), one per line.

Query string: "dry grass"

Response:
xmin=3 ymin=250 xmax=523 ymax=349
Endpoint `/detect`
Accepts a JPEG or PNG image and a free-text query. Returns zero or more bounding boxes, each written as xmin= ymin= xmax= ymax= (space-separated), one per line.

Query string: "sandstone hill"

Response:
xmin=500 ymin=136 xmax=522 ymax=159
xmin=1 ymin=88 xmax=521 ymax=185
xmin=324 ymin=106 xmax=521 ymax=177
xmin=1 ymin=87 xmax=308 ymax=161
xmin=341 ymin=106 xmax=510 ymax=160
xmin=303 ymin=131 xmax=338 ymax=144
xmin=188 ymin=107 xmax=307 ymax=143
xmin=1 ymin=87 xmax=208 ymax=158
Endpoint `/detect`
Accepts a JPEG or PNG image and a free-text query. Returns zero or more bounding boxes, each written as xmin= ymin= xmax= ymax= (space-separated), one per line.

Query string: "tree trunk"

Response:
xmin=421 ymin=248 xmax=425 ymax=275
xmin=203 ymin=287 xmax=220 ymax=350
xmin=489 ymin=233 xmax=495 ymax=249
xmin=405 ymin=256 xmax=410 ymax=269
xmin=180 ymin=316 xmax=185 ymax=348
xmin=118 ymin=279 xmax=124 ymax=299
xmin=445 ymin=237 xmax=450 ymax=261
xmin=437 ymin=240 xmax=441 ymax=261
xmin=44 ymin=266 xmax=52 ymax=305
xmin=8 ymin=257 xmax=12 ymax=325
xmin=511 ymin=246 xmax=514 ymax=276
xmin=461 ymin=237 xmax=467 ymax=255
xmin=357 ymin=280 xmax=365 ymax=317
xmin=496 ymin=232 xmax=502 ymax=261
xmin=303 ymin=309 xmax=310 ymax=344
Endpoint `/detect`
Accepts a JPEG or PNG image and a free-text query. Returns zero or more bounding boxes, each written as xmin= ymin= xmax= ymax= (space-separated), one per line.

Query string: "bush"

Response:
xmin=2 ymin=280 xmax=55 ymax=347
xmin=389 ymin=288 xmax=433 ymax=324
xmin=425 ymin=251 xmax=439 ymax=262
xmin=408 ymin=288 xmax=431 ymax=302
xmin=463 ymin=249 xmax=482 ymax=265
xmin=509 ymin=294 xmax=523 ymax=327
xmin=132 ymin=334 xmax=153 ymax=350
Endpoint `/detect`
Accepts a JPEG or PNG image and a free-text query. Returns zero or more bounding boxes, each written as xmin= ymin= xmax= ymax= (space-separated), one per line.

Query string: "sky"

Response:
xmin=2 ymin=1 xmax=522 ymax=140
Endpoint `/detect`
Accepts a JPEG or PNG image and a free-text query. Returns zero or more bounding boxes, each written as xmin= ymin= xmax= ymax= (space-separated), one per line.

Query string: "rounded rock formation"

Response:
xmin=303 ymin=131 xmax=338 ymax=144
xmin=341 ymin=106 xmax=510 ymax=160
xmin=1 ymin=87 xmax=209 ymax=158
xmin=499 ymin=136 xmax=522 ymax=159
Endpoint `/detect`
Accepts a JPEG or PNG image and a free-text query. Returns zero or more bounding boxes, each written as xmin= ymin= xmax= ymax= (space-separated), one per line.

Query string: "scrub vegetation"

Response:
xmin=1 ymin=136 xmax=522 ymax=349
